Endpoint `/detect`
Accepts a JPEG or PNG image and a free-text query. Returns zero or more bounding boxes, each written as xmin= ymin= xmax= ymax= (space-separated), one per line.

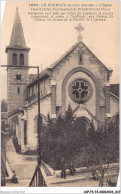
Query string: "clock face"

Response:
xmin=14 ymin=73 xmax=23 ymax=83
xmin=16 ymin=74 xmax=22 ymax=81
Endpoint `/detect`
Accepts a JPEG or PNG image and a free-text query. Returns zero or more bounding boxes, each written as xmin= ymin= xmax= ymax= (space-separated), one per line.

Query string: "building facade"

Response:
xmin=6 ymin=8 xmax=119 ymax=152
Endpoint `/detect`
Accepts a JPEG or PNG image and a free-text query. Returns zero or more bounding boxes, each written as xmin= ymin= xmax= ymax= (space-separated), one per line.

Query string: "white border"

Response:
xmin=0 ymin=0 xmax=120 ymax=193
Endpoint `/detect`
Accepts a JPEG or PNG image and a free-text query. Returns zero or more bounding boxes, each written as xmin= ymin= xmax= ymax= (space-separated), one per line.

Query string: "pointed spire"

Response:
xmin=6 ymin=7 xmax=30 ymax=52
xmin=9 ymin=7 xmax=26 ymax=47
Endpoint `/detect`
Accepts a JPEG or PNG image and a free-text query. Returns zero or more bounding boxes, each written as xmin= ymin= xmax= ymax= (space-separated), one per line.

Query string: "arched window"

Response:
xmin=20 ymin=54 xmax=24 ymax=66
xmin=18 ymin=87 xmax=20 ymax=95
xmin=78 ymin=52 xmax=83 ymax=65
xmin=13 ymin=53 xmax=17 ymax=66
xmin=34 ymin=115 xmax=44 ymax=133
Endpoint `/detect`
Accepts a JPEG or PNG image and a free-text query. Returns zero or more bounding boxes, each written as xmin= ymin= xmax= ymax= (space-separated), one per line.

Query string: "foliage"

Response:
xmin=86 ymin=117 xmax=119 ymax=187
xmin=86 ymin=117 xmax=119 ymax=166
xmin=41 ymin=107 xmax=119 ymax=171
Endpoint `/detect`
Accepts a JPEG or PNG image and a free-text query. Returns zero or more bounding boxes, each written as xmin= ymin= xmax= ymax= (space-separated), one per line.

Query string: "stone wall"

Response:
xmin=7 ymin=68 xmax=29 ymax=112
xmin=51 ymin=42 xmax=109 ymax=125
xmin=25 ymin=96 xmax=51 ymax=150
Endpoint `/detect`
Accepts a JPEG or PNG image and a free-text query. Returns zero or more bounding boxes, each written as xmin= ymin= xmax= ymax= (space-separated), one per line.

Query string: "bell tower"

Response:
xmin=6 ymin=7 xmax=30 ymax=113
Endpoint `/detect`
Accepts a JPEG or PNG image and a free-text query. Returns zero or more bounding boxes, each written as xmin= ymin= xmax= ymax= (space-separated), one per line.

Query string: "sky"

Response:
xmin=1 ymin=1 xmax=119 ymax=99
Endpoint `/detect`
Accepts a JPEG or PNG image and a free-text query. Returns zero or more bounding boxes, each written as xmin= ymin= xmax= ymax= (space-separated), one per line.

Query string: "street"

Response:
xmin=6 ymin=138 xmax=37 ymax=186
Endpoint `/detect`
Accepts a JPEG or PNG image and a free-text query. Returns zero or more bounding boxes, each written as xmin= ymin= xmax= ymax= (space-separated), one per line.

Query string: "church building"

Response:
xmin=6 ymin=8 xmax=119 ymax=152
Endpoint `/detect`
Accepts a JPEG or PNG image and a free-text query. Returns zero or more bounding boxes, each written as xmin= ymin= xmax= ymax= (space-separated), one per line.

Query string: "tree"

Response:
xmin=41 ymin=105 xmax=89 ymax=169
xmin=41 ymin=106 xmax=119 ymax=176
xmin=46 ymin=113 xmax=53 ymax=126
xmin=64 ymin=104 xmax=75 ymax=123
xmin=87 ymin=118 xmax=119 ymax=187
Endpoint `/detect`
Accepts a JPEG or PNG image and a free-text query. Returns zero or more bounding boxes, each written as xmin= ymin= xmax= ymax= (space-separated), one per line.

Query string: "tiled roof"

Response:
xmin=110 ymin=84 xmax=119 ymax=98
xmin=28 ymin=68 xmax=50 ymax=85
xmin=29 ymin=74 xmax=37 ymax=84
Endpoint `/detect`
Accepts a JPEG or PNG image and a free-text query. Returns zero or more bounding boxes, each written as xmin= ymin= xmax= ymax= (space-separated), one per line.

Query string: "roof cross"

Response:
xmin=75 ymin=23 xmax=84 ymax=42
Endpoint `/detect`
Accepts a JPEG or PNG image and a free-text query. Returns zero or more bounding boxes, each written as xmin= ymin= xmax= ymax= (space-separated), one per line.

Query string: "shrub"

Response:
xmin=41 ymin=106 xmax=119 ymax=169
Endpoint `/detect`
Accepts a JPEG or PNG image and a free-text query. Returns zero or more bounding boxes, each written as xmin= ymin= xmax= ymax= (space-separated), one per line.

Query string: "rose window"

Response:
xmin=69 ymin=78 xmax=93 ymax=103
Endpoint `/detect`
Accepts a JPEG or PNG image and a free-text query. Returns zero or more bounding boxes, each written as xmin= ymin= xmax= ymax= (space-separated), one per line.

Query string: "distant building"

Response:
xmin=1 ymin=100 xmax=8 ymax=186
xmin=1 ymin=130 xmax=7 ymax=186
xmin=6 ymin=8 xmax=119 ymax=152
xmin=1 ymin=99 xmax=7 ymax=112
xmin=1 ymin=99 xmax=8 ymax=134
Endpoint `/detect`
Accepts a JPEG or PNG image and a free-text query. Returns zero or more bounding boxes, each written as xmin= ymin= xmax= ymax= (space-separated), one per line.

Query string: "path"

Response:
xmin=5 ymin=138 xmax=37 ymax=187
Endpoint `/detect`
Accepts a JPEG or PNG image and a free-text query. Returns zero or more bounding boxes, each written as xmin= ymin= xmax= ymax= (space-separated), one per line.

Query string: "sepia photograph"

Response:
xmin=1 ymin=0 xmax=120 ymax=191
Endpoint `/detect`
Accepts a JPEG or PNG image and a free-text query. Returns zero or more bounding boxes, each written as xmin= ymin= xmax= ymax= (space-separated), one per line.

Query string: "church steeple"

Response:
xmin=6 ymin=7 xmax=30 ymax=52
xmin=10 ymin=7 xmax=26 ymax=48
xmin=6 ymin=7 xmax=29 ymax=113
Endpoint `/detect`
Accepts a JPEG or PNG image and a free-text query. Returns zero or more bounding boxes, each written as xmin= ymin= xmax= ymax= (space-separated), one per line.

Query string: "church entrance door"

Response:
xmin=74 ymin=117 xmax=91 ymax=132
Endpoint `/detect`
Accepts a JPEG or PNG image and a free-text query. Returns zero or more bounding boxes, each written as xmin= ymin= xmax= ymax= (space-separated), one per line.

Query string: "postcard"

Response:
xmin=1 ymin=1 xmax=120 ymax=193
